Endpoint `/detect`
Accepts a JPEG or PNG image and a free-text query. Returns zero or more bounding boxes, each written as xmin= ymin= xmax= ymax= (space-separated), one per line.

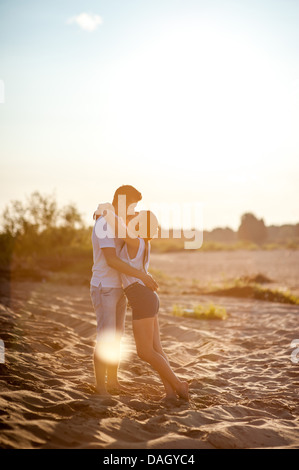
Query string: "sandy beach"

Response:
xmin=1 ymin=0 xmax=299 ymax=453
xmin=0 ymin=250 xmax=299 ymax=449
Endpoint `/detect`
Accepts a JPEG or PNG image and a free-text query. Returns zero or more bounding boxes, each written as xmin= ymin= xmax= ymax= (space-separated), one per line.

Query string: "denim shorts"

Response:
xmin=124 ymin=282 xmax=159 ymax=320
xmin=90 ymin=284 xmax=126 ymax=342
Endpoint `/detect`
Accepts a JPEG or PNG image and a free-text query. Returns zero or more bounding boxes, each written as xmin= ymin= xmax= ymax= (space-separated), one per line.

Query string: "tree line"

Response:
xmin=0 ymin=192 xmax=298 ymax=272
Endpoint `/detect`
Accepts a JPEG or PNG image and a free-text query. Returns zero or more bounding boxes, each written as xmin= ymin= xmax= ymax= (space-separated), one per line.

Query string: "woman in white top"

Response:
xmin=118 ymin=210 xmax=189 ymax=402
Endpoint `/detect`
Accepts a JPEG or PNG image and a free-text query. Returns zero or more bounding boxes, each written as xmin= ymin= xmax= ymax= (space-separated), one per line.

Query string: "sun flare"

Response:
xmin=94 ymin=331 xmax=130 ymax=365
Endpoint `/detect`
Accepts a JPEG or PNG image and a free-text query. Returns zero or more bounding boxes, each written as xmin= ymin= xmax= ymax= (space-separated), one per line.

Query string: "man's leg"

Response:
xmin=93 ymin=351 xmax=109 ymax=395
xmin=90 ymin=285 xmax=109 ymax=394
xmin=91 ymin=285 xmax=117 ymax=395
xmin=107 ymin=289 xmax=127 ymax=392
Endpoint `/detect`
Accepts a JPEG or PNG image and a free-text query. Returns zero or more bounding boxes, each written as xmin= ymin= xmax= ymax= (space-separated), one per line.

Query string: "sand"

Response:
xmin=150 ymin=249 xmax=299 ymax=295
xmin=0 ymin=251 xmax=299 ymax=449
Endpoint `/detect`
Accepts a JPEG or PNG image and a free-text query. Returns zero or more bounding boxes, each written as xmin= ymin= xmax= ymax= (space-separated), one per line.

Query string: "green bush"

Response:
xmin=0 ymin=191 xmax=93 ymax=277
xmin=172 ymin=303 xmax=228 ymax=320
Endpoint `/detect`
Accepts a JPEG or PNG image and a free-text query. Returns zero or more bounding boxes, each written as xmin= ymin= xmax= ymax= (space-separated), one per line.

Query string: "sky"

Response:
xmin=0 ymin=0 xmax=298 ymax=230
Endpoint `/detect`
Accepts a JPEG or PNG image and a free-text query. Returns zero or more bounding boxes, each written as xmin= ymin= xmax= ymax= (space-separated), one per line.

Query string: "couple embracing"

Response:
xmin=90 ymin=185 xmax=189 ymax=402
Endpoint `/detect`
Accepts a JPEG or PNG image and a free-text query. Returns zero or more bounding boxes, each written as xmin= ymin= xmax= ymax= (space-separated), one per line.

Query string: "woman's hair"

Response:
xmin=137 ymin=210 xmax=159 ymax=239
xmin=112 ymin=185 xmax=142 ymax=207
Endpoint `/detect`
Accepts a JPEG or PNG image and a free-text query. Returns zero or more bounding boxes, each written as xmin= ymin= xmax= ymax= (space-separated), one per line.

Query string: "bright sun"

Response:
xmin=105 ymin=20 xmax=293 ymax=174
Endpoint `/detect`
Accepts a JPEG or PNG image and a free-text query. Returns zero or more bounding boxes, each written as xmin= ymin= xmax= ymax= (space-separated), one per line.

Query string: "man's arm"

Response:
xmin=101 ymin=208 xmax=139 ymax=249
xmin=102 ymin=247 xmax=158 ymax=291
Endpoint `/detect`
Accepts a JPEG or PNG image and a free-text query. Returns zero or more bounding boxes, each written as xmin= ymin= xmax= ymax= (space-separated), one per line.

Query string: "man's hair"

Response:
xmin=112 ymin=185 xmax=142 ymax=207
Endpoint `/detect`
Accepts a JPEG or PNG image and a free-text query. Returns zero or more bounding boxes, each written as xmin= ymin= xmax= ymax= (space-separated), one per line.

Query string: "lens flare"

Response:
xmin=94 ymin=330 xmax=130 ymax=365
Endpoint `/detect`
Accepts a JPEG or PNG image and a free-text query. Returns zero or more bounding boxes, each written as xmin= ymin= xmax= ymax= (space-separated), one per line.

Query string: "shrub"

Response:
xmin=172 ymin=303 xmax=227 ymax=320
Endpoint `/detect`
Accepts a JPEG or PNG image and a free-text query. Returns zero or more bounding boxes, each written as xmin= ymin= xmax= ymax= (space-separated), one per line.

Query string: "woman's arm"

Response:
xmin=102 ymin=247 xmax=158 ymax=291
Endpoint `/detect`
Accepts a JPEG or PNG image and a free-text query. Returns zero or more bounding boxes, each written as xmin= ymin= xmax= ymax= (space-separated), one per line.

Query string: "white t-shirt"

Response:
xmin=90 ymin=215 xmax=125 ymax=288
xmin=118 ymin=237 xmax=150 ymax=289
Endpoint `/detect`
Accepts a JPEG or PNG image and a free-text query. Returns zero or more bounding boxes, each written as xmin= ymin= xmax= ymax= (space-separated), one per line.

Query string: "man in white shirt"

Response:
xmin=90 ymin=185 xmax=158 ymax=395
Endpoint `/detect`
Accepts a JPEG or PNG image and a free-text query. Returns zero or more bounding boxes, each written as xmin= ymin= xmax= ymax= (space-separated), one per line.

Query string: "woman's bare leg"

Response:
xmin=133 ymin=317 xmax=189 ymax=400
xmin=153 ymin=316 xmax=176 ymax=399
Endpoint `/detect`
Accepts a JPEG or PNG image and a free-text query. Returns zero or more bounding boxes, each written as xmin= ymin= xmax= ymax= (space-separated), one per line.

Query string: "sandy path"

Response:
xmin=0 ymin=280 xmax=298 ymax=449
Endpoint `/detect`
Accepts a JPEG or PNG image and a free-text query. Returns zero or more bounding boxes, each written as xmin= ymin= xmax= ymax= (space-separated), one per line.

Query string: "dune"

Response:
xmin=0 ymin=274 xmax=299 ymax=449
